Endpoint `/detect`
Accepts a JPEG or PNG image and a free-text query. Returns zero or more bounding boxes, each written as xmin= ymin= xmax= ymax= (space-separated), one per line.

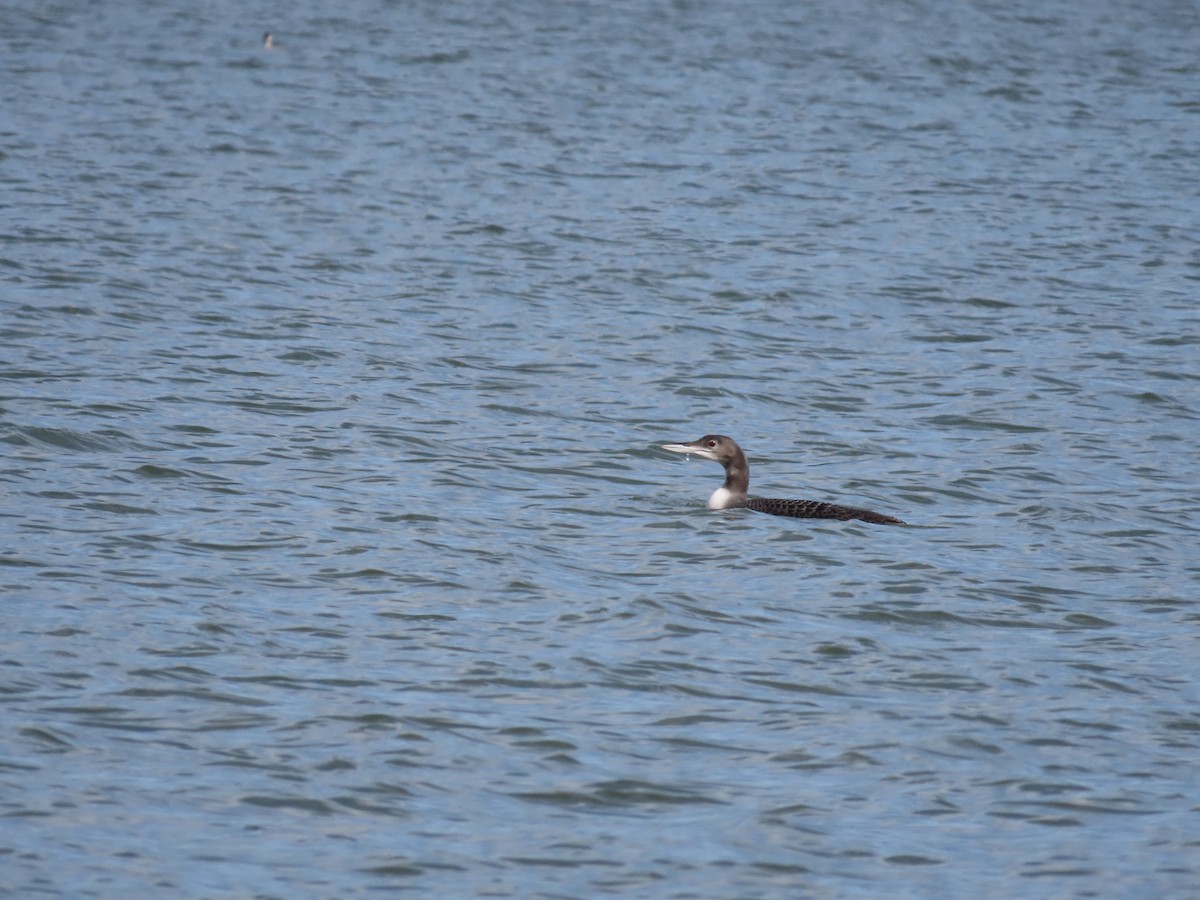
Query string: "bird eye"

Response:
xmin=707 ymin=440 xmax=716 ymax=447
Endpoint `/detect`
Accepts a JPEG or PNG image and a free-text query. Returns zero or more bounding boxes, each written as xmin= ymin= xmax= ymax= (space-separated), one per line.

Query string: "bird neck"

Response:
xmin=721 ymin=445 xmax=750 ymax=497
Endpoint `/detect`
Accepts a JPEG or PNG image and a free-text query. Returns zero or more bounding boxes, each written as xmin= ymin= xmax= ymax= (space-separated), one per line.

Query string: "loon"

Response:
xmin=661 ymin=434 xmax=905 ymax=525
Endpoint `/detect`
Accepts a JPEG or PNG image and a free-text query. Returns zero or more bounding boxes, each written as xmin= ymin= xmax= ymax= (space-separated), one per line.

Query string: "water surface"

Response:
xmin=3 ymin=0 xmax=1199 ymax=896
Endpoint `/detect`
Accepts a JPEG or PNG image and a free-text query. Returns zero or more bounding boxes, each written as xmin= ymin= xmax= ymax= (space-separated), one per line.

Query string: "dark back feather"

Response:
xmin=745 ymin=497 xmax=905 ymax=525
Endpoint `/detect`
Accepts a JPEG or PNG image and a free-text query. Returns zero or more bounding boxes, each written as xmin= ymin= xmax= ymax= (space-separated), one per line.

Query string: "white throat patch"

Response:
xmin=707 ymin=487 xmax=739 ymax=510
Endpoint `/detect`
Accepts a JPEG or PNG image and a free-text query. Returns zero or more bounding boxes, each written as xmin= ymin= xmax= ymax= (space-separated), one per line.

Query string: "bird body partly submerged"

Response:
xmin=661 ymin=434 xmax=905 ymax=526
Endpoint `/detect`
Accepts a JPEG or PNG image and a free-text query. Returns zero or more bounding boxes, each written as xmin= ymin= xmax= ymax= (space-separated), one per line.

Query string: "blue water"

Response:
xmin=3 ymin=0 xmax=1199 ymax=896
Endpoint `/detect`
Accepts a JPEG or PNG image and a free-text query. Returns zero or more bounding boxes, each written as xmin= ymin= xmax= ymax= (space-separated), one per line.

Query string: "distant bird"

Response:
xmin=262 ymin=32 xmax=277 ymax=49
xmin=661 ymin=434 xmax=905 ymax=525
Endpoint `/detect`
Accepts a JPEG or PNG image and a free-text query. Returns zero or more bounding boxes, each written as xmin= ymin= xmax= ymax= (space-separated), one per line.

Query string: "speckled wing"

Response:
xmin=745 ymin=497 xmax=905 ymax=525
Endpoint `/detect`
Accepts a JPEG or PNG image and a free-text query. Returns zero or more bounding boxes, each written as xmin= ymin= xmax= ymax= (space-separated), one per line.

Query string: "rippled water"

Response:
xmin=4 ymin=0 xmax=1199 ymax=896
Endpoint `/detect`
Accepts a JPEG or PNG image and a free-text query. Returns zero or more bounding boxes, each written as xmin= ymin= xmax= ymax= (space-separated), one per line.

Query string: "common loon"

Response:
xmin=661 ymin=434 xmax=905 ymax=525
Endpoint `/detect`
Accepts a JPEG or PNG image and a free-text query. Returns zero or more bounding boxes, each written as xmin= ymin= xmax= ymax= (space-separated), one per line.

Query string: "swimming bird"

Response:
xmin=262 ymin=32 xmax=277 ymax=49
xmin=661 ymin=434 xmax=905 ymax=525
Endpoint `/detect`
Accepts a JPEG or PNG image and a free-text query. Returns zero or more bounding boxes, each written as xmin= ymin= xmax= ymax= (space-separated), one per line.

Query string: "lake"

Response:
xmin=3 ymin=0 xmax=1198 ymax=896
